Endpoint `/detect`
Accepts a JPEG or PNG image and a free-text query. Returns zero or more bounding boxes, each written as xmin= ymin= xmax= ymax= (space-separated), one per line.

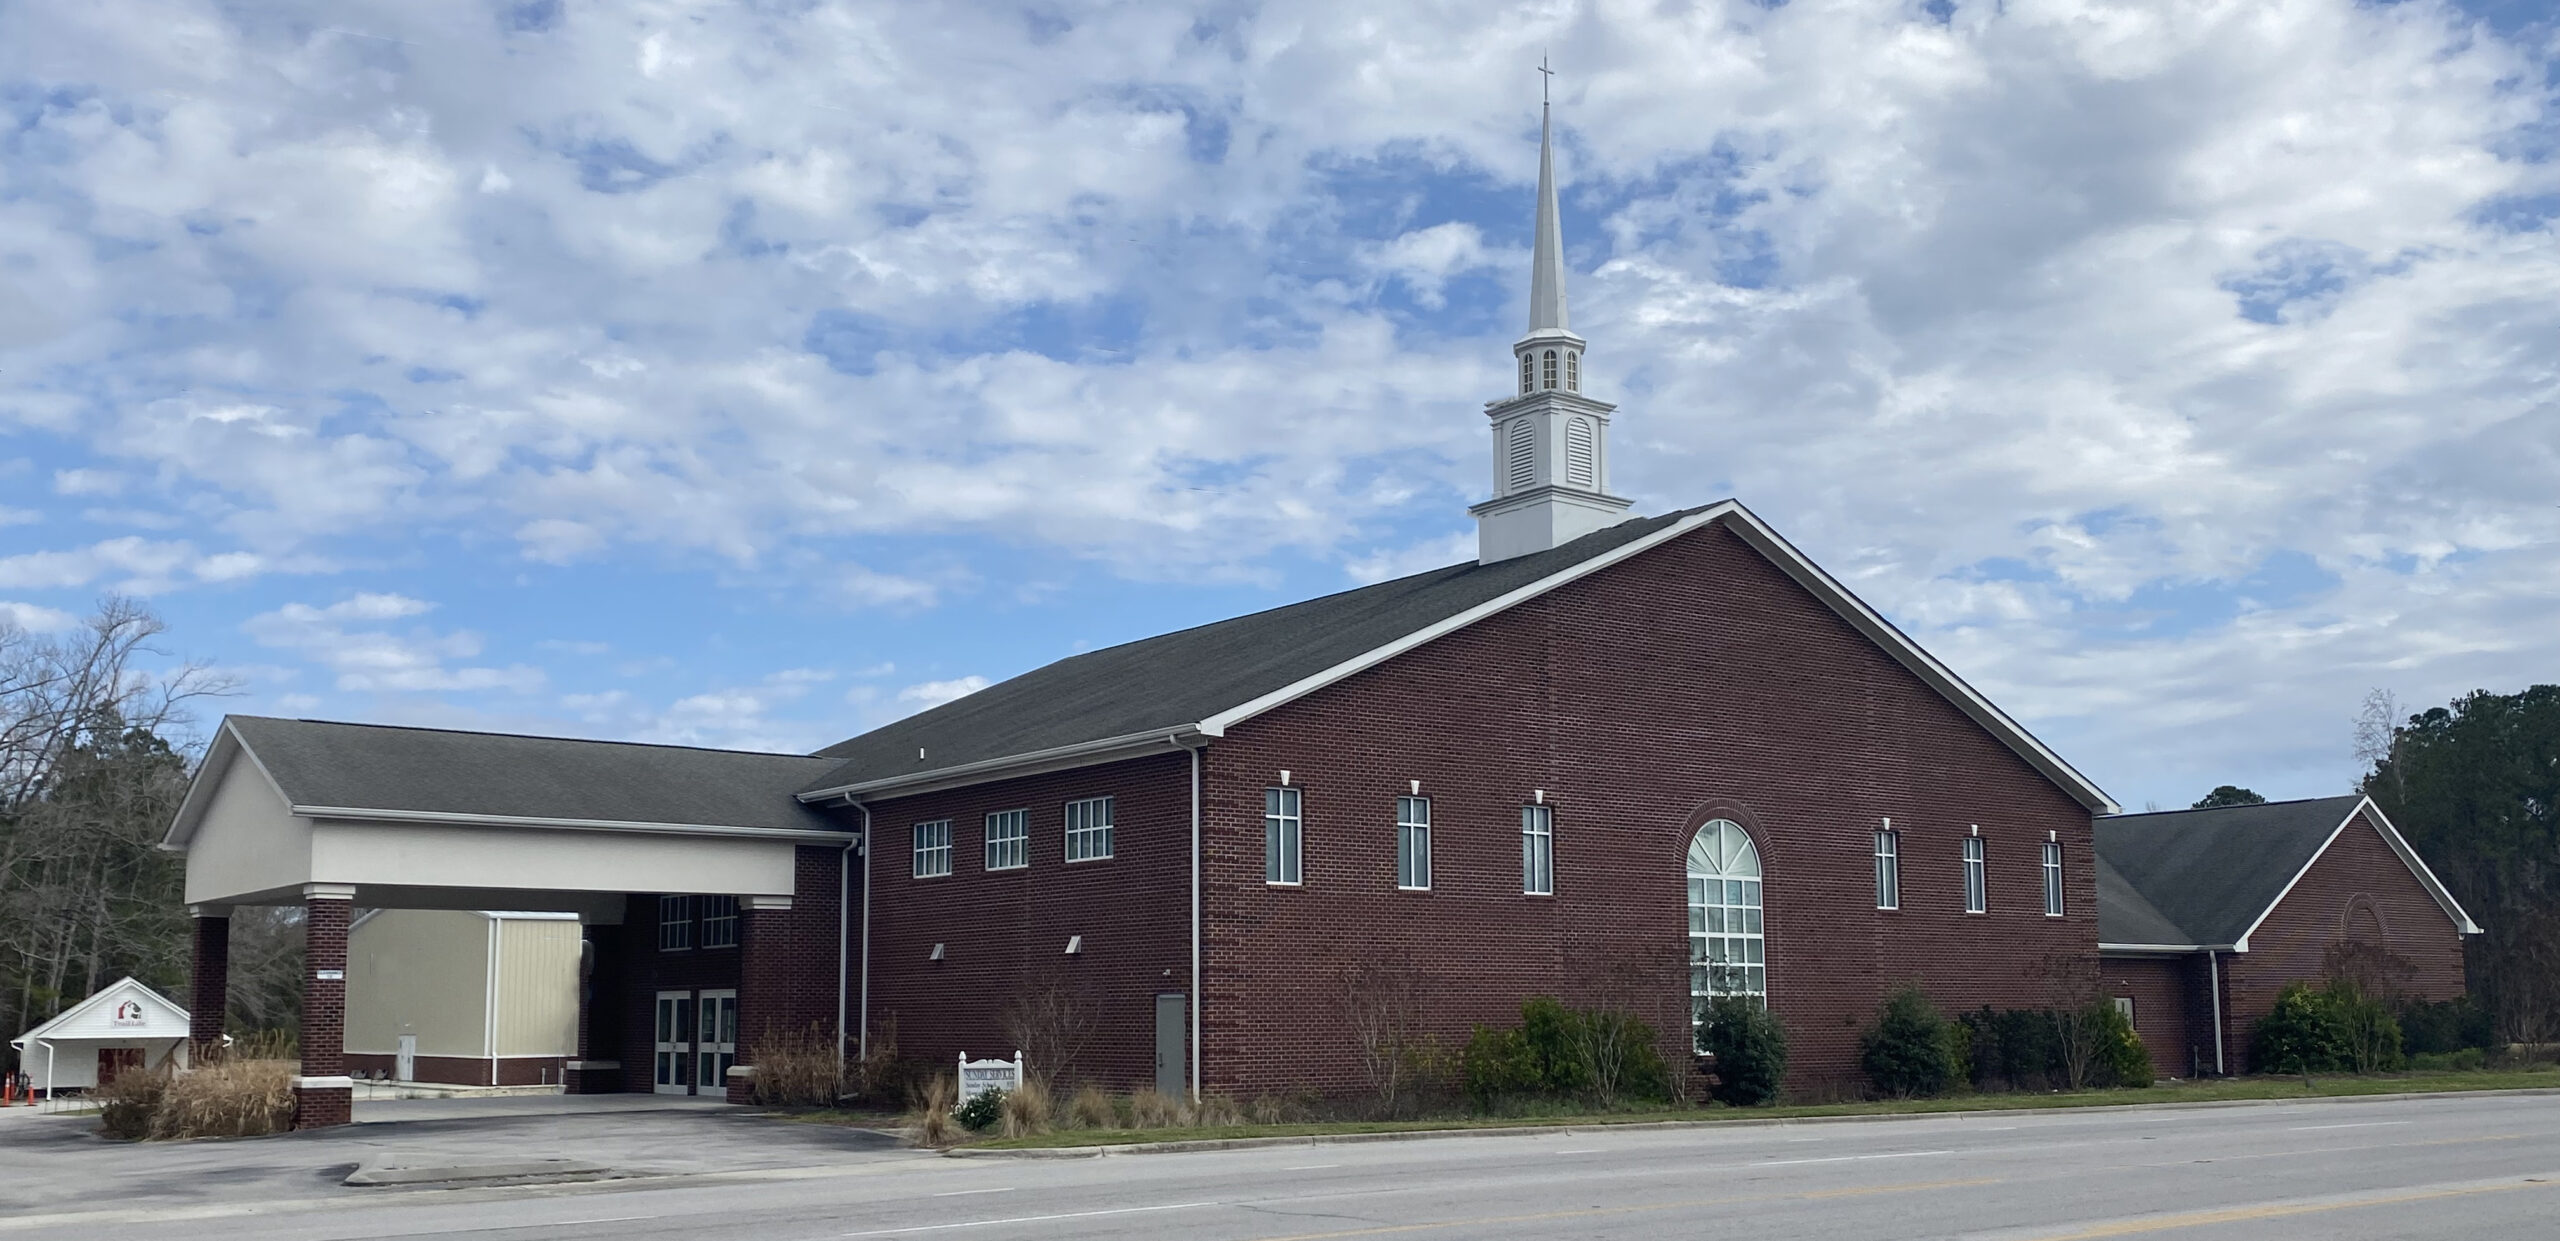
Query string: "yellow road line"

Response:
xmin=1237 ymin=1177 xmax=1999 ymax=1241
xmin=2014 ymin=1175 xmax=2558 ymax=1239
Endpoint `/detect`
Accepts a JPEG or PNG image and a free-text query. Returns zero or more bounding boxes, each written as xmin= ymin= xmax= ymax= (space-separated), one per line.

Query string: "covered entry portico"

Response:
xmin=164 ymin=717 xmax=856 ymax=1128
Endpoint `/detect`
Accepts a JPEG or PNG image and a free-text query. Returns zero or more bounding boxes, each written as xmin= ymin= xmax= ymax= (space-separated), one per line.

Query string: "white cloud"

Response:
xmin=0 ymin=601 xmax=80 ymax=633
xmin=243 ymin=593 xmax=542 ymax=694
xmin=897 ymin=676 xmax=989 ymax=709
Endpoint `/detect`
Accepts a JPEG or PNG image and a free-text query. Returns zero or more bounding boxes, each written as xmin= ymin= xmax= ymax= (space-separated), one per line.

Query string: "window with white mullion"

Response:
xmin=1874 ymin=826 xmax=1900 ymax=910
xmin=1065 ymin=796 xmax=1114 ymax=862
xmin=1962 ymin=835 xmax=1986 ymax=914
xmin=1395 ymin=796 xmax=1431 ymax=890
xmin=1687 ymin=819 xmax=1766 ymax=1028
xmin=912 ymin=820 xmax=953 ymax=878
xmin=657 ymin=894 xmax=692 ymax=951
xmin=1521 ymin=804 xmax=1554 ymax=895
xmin=1264 ymin=787 xmax=1302 ymax=885
xmin=985 ymin=809 xmax=1028 ymax=871
xmin=2042 ymin=840 xmax=2065 ymax=916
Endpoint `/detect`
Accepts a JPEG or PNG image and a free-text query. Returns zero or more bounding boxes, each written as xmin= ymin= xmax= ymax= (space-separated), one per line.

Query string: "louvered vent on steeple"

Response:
xmin=1507 ymin=420 xmax=1536 ymax=492
xmin=1565 ymin=417 xmax=1596 ymax=489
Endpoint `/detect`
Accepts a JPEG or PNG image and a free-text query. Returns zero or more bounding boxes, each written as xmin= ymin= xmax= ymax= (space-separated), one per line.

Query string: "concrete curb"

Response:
xmin=939 ymin=1084 xmax=2560 ymax=1159
xmin=344 ymin=1158 xmax=618 ymax=1187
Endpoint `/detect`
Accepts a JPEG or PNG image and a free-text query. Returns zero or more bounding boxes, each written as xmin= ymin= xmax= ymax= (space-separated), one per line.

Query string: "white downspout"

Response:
xmin=838 ymin=832 xmax=857 ymax=1073
xmin=1188 ymin=740 xmax=1202 ymax=1101
xmin=858 ymin=804 xmax=873 ymax=1063
xmin=2207 ymin=950 xmax=2225 ymax=1076
xmin=486 ymin=916 xmax=501 ymax=1086
xmin=42 ymin=1038 xmax=54 ymax=1106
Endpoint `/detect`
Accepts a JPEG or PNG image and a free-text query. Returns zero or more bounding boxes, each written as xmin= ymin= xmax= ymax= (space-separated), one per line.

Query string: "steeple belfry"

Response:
xmin=1470 ymin=72 xmax=1632 ymax=564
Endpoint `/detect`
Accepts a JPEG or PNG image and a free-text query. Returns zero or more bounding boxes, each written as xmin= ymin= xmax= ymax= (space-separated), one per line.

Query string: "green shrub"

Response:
xmin=2087 ymin=1003 xmax=2153 ymax=1088
xmin=952 ymin=1086 xmax=1006 ymax=1131
xmin=1959 ymin=1005 xmax=2061 ymax=1091
xmin=2253 ymin=980 xmax=2406 ymax=1075
xmin=2410 ymin=1047 xmax=2488 ymax=1072
xmin=2398 ymin=996 xmax=2492 ymax=1055
xmin=1460 ymin=997 xmax=1669 ymax=1110
xmin=1860 ymin=987 xmax=1957 ymax=1099
xmin=1697 ymin=996 xmax=1788 ymax=1105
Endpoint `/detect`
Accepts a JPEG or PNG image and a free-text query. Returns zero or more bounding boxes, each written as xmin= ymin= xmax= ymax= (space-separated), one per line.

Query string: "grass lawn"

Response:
xmin=842 ymin=1063 xmax=2560 ymax=1151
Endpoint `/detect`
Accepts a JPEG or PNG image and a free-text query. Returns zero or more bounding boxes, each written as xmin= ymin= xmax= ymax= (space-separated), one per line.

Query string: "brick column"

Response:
xmin=564 ymin=922 xmax=624 ymax=1094
xmin=293 ymin=886 xmax=355 ymax=1129
xmin=728 ymin=895 xmax=794 ymax=1104
xmin=188 ymin=907 xmax=230 ymax=1063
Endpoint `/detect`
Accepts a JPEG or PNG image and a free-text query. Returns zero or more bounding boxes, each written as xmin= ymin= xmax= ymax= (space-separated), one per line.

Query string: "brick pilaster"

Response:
xmin=729 ymin=896 xmax=793 ymax=1104
xmin=189 ymin=909 xmax=230 ymax=1060
xmin=294 ymin=891 xmax=354 ymax=1129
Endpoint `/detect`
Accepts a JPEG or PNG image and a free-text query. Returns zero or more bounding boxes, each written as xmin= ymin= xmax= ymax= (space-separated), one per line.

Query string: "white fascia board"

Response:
xmin=796 ymin=728 xmax=1200 ymax=804
xmin=289 ymin=804 xmax=853 ymax=843
xmin=2349 ymin=797 xmax=2484 ymax=935
xmin=1195 ymin=504 xmax=1742 ymax=738
xmin=1713 ymin=507 xmax=2119 ymax=815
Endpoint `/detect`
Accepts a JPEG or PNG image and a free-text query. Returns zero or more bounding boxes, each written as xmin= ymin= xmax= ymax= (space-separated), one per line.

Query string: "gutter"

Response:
xmin=1185 ymin=737 xmax=1203 ymax=1101
xmin=288 ymin=805 xmax=854 ymax=842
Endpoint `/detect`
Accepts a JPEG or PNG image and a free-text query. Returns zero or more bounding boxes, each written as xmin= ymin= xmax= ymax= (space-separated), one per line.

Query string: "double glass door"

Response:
xmin=654 ymin=989 xmax=739 ymax=1095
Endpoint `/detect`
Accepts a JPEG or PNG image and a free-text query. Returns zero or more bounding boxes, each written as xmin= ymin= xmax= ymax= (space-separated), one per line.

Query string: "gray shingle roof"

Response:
xmin=801 ymin=507 xmax=1710 ymax=795
xmin=2094 ymin=795 xmax=2362 ymax=947
xmin=226 ymin=716 xmax=843 ymax=832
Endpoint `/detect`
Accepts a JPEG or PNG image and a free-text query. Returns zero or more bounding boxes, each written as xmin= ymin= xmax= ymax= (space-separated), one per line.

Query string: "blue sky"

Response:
xmin=2 ymin=0 xmax=2555 ymax=811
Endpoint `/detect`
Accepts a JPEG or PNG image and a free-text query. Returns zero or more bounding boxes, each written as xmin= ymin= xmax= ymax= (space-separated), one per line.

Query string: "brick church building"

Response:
xmin=162 ymin=102 xmax=2476 ymax=1126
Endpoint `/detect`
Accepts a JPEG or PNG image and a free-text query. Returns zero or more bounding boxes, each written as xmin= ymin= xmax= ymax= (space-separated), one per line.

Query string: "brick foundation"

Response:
xmin=292 ymin=1083 xmax=352 ymax=1128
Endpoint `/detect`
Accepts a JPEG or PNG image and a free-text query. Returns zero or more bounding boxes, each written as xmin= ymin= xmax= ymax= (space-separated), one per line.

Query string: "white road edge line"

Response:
xmin=1756 ymin=1149 xmax=1953 ymax=1168
xmin=1555 ymin=1148 xmax=1602 ymax=1154
xmin=1285 ymin=1164 xmax=1341 ymax=1170
xmin=2289 ymin=1121 xmax=2412 ymax=1131
xmin=841 ymin=1200 xmax=1219 ymax=1237
xmin=930 ymin=1188 xmax=1016 ymax=1196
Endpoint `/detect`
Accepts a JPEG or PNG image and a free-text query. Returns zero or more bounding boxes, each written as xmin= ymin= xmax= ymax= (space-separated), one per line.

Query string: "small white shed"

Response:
xmin=9 ymin=977 xmax=195 ymax=1097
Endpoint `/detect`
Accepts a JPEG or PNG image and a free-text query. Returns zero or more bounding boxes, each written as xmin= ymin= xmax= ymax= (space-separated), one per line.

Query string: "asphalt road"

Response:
xmin=4 ymin=1090 xmax=2556 ymax=1240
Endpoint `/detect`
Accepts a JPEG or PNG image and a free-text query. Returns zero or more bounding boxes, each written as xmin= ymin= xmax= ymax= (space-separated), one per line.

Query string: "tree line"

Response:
xmin=0 ymin=601 xmax=300 ymax=1072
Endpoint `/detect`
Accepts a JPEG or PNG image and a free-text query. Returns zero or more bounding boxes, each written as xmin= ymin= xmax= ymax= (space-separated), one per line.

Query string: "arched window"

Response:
xmin=1564 ymin=417 xmax=1597 ymax=489
xmin=1565 ymin=350 xmax=1579 ymax=392
xmin=1520 ymin=352 xmax=1534 ymax=395
xmin=1506 ymin=419 xmax=1536 ymax=492
xmin=1542 ymin=349 xmax=1559 ymax=390
xmin=1687 ymin=819 xmax=1765 ymax=1027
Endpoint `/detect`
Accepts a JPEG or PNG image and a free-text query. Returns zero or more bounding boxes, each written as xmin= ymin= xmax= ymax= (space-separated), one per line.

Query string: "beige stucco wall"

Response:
xmin=493 ymin=916 xmax=581 ymax=1058
xmin=347 ymin=909 xmax=491 ymax=1058
xmin=183 ymin=756 xmax=314 ymax=907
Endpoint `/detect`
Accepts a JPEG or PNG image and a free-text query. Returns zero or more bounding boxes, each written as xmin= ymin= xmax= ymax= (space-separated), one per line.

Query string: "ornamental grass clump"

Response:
xmin=1064 ymin=1083 xmax=1118 ymax=1130
xmin=153 ymin=1058 xmax=295 ymax=1138
xmin=904 ymin=1072 xmax=960 ymax=1148
xmin=749 ymin=1023 xmax=846 ymax=1108
xmin=1126 ymin=1086 xmax=1183 ymax=1128
xmin=998 ymin=1077 xmax=1053 ymax=1138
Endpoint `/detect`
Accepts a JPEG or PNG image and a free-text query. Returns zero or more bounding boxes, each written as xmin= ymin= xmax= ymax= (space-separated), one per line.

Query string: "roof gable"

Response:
xmin=12 ymin=977 xmax=188 ymax=1044
xmin=801 ymin=502 xmax=2114 ymax=813
xmin=2095 ymin=794 xmax=2480 ymax=950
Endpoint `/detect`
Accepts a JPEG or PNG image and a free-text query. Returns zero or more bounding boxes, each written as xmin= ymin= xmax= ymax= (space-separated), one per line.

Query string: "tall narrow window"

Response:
xmin=1962 ymin=836 xmax=1986 ymax=914
xmin=1565 ymin=350 xmax=1579 ymax=392
xmin=1687 ymin=819 xmax=1766 ymax=1028
xmin=1264 ymin=787 xmax=1302 ymax=885
xmin=1874 ymin=826 xmax=1900 ymax=910
xmin=1506 ymin=419 xmax=1535 ymax=492
xmin=912 ymin=820 xmax=953 ymax=878
xmin=657 ymin=895 xmax=692 ymax=951
xmin=698 ymin=895 xmax=740 ymax=948
xmin=1564 ymin=417 xmax=1597 ymax=488
xmin=985 ymin=809 xmax=1029 ymax=871
xmin=1065 ymin=796 xmax=1114 ymax=862
xmin=1542 ymin=349 xmax=1559 ymax=389
xmin=2042 ymin=840 xmax=2064 ymax=916
xmin=1396 ymin=796 xmax=1431 ymax=890
xmin=1521 ymin=804 xmax=1554 ymax=895
xmin=1520 ymin=353 xmax=1534 ymax=394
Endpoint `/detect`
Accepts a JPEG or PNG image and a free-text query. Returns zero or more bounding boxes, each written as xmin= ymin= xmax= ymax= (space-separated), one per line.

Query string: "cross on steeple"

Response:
xmin=1538 ymin=54 xmax=1553 ymax=106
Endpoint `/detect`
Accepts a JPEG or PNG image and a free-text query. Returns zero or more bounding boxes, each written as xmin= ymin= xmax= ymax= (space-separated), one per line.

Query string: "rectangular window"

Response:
xmin=1396 ymin=796 xmax=1431 ymax=890
xmin=657 ymin=894 xmax=691 ymax=951
xmin=912 ymin=820 xmax=952 ymax=878
xmin=698 ymin=895 xmax=739 ymax=948
xmin=1065 ymin=796 xmax=1114 ymax=862
xmin=1521 ymin=805 xmax=1554 ymax=895
xmin=2042 ymin=840 xmax=2065 ymax=916
xmin=1962 ymin=836 xmax=1986 ymax=914
xmin=985 ymin=809 xmax=1029 ymax=871
xmin=1264 ymin=787 xmax=1303 ymax=885
xmin=1874 ymin=828 xmax=1900 ymax=910
xmin=2113 ymin=996 xmax=2135 ymax=1024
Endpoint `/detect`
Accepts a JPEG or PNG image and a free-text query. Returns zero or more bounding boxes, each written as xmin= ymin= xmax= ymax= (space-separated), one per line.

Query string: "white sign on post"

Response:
xmin=957 ymin=1050 xmax=1025 ymax=1098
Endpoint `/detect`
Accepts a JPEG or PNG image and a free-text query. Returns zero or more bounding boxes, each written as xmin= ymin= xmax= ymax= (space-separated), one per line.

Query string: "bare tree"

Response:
xmin=2035 ymin=952 xmax=2104 ymax=1090
xmin=999 ymin=975 xmax=1098 ymax=1086
xmin=1338 ymin=957 xmax=1429 ymax=1115
xmin=2353 ymin=688 xmax=2403 ymax=801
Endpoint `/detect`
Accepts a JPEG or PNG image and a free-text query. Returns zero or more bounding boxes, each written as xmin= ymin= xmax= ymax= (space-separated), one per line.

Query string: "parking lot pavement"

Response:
xmin=0 ymin=1096 xmax=915 ymax=1219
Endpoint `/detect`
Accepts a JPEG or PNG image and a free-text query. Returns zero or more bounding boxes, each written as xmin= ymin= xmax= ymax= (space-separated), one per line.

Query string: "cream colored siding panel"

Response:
xmin=347 ymin=909 xmax=491 ymax=1058
xmin=494 ymin=917 xmax=581 ymax=1057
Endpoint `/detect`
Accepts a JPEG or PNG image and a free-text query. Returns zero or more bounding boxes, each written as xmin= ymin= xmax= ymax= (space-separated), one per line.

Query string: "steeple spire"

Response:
xmin=1468 ymin=66 xmax=1632 ymax=564
xmin=1528 ymin=76 xmax=1569 ymax=334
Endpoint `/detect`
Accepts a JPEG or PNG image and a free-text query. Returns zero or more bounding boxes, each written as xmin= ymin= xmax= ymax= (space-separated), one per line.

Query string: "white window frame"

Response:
xmin=1874 ymin=827 xmax=1900 ymax=911
xmin=912 ymin=820 xmax=953 ymax=878
xmin=1521 ymin=804 xmax=1554 ymax=896
xmin=1688 ymin=819 xmax=1767 ymax=1024
xmin=657 ymin=894 xmax=691 ymax=951
xmin=698 ymin=895 xmax=740 ymax=948
xmin=985 ymin=809 xmax=1029 ymax=871
xmin=1065 ymin=796 xmax=1114 ymax=862
xmin=1396 ymin=796 xmax=1431 ymax=891
xmin=2042 ymin=840 xmax=2065 ymax=916
xmin=1962 ymin=836 xmax=1986 ymax=914
xmin=2113 ymin=995 xmax=2135 ymax=1023
xmin=1264 ymin=787 xmax=1302 ymax=886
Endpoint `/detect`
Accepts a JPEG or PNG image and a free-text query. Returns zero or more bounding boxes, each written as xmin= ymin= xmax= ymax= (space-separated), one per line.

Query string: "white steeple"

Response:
xmin=1469 ymin=71 xmax=1631 ymax=564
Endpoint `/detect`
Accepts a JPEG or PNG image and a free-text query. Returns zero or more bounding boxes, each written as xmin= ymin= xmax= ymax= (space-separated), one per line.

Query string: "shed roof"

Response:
xmin=11 ymin=977 xmax=189 ymax=1047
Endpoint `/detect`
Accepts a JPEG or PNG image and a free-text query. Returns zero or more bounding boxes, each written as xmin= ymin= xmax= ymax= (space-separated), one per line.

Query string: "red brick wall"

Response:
xmin=190 ymin=914 xmax=229 ymax=1051
xmin=2099 ymin=955 xmax=2202 ymax=1080
xmin=742 ymin=846 xmax=850 ymax=1054
xmin=344 ymin=1052 xmax=567 ymax=1086
xmin=856 ymin=753 xmax=1192 ymax=1090
xmin=300 ymin=898 xmax=349 ymax=1078
xmin=1202 ymin=522 xmax=2099 ymax=1097
xmin=2223 ymin=806 xmax=2468 ymax=1071
xmin=614 ymin=892 xmax=743 ymax=1094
